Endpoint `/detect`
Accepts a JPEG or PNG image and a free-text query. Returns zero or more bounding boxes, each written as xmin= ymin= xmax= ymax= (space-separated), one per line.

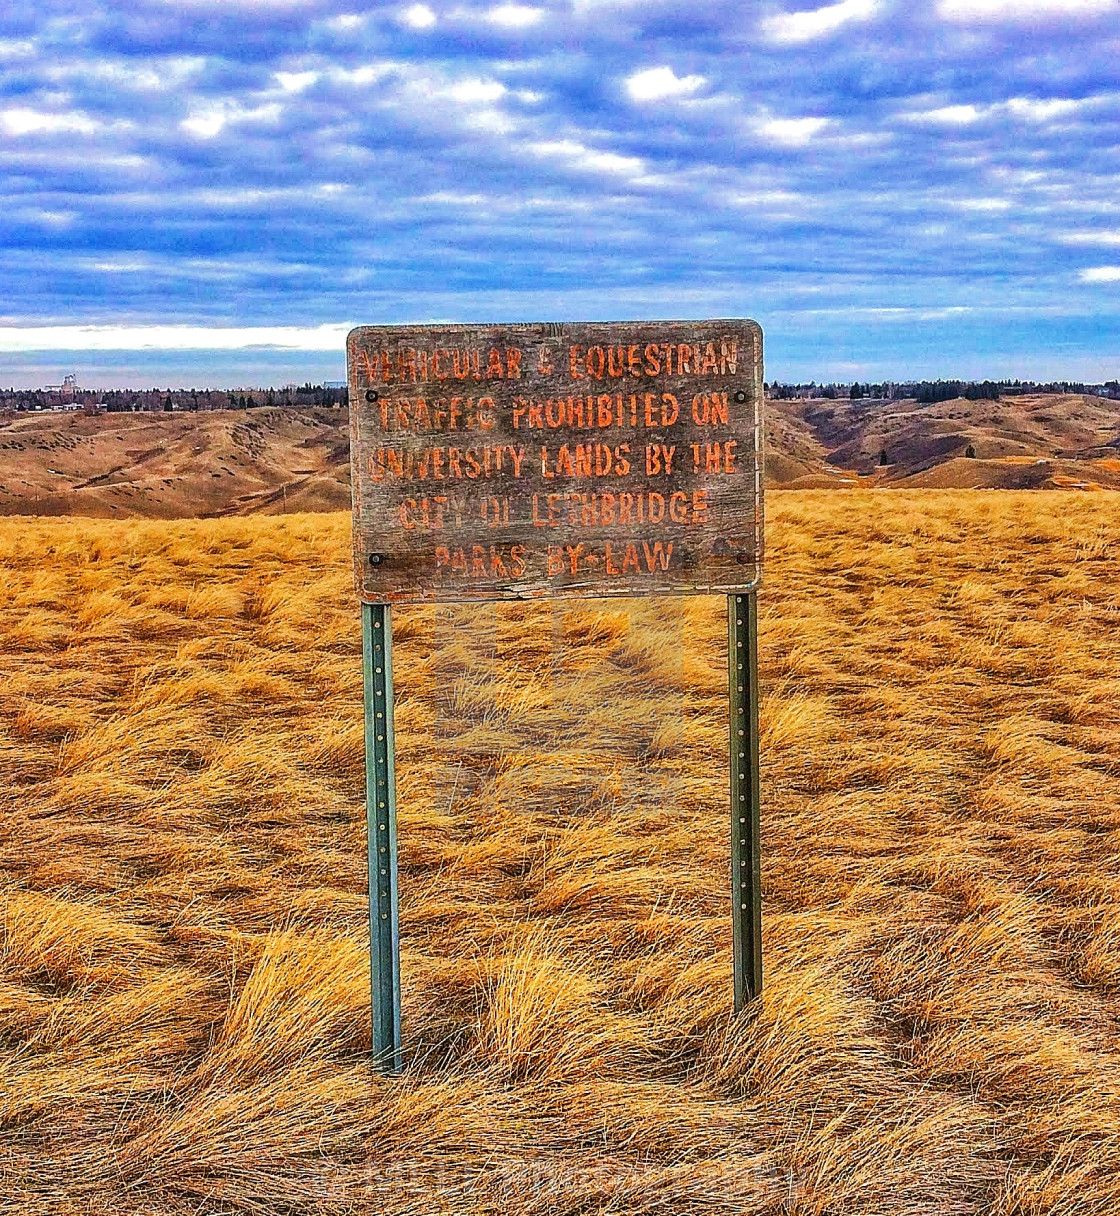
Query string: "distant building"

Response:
xmin=44 ymin=373 xmax=79 ymax=402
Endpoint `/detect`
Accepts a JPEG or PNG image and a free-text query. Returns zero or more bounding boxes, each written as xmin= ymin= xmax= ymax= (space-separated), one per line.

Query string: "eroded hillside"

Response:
xmin=779 ymin=392 xmax=1120 ymax=489
xmin=0 ymin=407 xmax=350 ymax=518
xmin=1 ymin=392 xmax=1119 ymax=520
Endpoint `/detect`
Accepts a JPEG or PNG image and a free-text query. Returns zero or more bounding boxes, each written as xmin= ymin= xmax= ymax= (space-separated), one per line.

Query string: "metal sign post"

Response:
xmin=362 ymin=601 xmax=400 ymax=1069
xmin=730 ymin=592 xmax=762 ymax=1010
xmin=349 ymin=320 xmax=765 ymax=1070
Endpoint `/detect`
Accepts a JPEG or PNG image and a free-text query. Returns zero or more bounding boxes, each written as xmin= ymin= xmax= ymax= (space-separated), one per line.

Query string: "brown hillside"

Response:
xmin=0 ymin=406 xmax=350 ymax=519
xmin=784 ymin=392 xmax=1120 ymax=487
xmin=1 ymin=393 xmax=1119 ymax=519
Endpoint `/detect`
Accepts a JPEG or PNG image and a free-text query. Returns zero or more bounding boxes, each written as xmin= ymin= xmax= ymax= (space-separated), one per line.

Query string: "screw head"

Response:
xmin=366 ymin=389 xmax=379 ymax=403
xmin=369 ymin=553 xmax=383 ymax=566
xmin=735 ymin=390 xmax=747 ymax=403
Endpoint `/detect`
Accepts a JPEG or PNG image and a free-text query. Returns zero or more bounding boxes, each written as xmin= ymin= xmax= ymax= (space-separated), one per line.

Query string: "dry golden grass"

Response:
xmin=1 ymin=492 xmax=1119 ymax=1215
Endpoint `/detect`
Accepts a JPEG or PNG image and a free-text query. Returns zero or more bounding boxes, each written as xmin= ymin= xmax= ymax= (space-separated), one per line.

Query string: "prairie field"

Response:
xmin=1 ymin=492 xmax=1120 ymax=1215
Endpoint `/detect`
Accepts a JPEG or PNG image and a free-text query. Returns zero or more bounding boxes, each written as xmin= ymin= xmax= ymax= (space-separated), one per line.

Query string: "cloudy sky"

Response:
xmin=1 ymin=0 xmax=1118 ymax=387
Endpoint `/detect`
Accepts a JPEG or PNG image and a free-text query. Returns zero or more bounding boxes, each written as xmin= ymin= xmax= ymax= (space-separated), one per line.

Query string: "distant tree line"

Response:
xmin=913 ymin=380 xmax=1000 ymax=403
xmin=0 ymin=383 xmax=348 ymax=413
xmin=765 ymin=379 xmax=1098 ymax=402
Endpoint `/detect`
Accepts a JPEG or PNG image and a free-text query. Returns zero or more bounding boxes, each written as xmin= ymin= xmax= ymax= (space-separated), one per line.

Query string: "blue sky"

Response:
xmin=1 ymin=0 xmax=1118 ymax=387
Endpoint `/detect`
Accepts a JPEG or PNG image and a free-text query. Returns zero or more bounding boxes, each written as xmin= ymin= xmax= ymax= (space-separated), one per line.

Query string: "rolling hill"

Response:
xmin=0 ymin=406 xmax=351 ymax=519
xmin=1 ymin=392 xmax=1118 ymax=519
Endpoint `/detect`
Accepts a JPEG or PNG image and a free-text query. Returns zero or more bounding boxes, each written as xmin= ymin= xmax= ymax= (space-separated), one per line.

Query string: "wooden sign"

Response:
xmin=348 ymin=320 xmax=763 ymax=603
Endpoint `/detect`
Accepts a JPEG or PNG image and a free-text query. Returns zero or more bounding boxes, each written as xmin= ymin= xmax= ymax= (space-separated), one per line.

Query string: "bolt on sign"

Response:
xmin=349 ymin=320 xmax=764 ymax=1071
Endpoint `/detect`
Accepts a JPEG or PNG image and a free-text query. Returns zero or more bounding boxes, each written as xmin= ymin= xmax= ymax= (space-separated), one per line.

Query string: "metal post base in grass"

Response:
xmin=362 ymin=601 xmax=401 ymax=1072
xmin=730 ymin=591 xmax=762 ymax=1009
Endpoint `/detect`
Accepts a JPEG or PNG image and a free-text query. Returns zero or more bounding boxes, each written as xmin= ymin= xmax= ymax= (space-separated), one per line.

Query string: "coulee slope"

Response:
xmin=0 ymin=406 xmax=350 ymax=519
xmin=776 ymin=392 xmax=1120 ymax=490
xmin=1 ymin=392 xmax=1118 ymax=518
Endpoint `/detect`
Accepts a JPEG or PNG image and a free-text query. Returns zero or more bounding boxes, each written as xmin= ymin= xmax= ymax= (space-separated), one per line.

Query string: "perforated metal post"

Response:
xmin=729 ymin=591 xmax=762 ymax=1009
xmin=362 ymin=601 xmax=401 ymax=1071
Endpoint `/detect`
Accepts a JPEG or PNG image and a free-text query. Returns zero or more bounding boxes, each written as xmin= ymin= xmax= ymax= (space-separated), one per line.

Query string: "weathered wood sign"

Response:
xmin=349 ymin=321 xmax=762 ymax=604
xmin=348 ymin=320 xmax=764 ymax=1073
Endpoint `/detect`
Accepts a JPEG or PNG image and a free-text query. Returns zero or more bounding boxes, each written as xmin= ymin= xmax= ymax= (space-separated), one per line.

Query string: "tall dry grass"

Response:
xmin=0 ymin=493 xmax=1119 ymax=1214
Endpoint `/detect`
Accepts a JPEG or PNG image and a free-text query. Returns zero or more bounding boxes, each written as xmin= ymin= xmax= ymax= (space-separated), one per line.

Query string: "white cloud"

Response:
xmin=938 ymin=0 xmax=1117 ymax=20
xmin=1061 ymin=230 xmax=1120 ymax=246
xmin=181 ymin=102 xmax=281 ymax=139
xmin=906 ymin=104 xmax=985 ymax=124
xmin=275 ymin=70 xmax=319 ymax=93
xmin=757 ymin=116 xmax=830 ymax=144
xmin=415 ymin=191 xmax=490 ymax=205
xmin=86 ymin=258 xmax=154 ymax=274
xmin=0 ymin=108 xmax=98 ymax=136
xmin=951 ymin=197 xmax=1011 ymax=211
xmin=1005 ymin=97 xmax=1082 ymax=121
xmin=625 ymin=66 xmax=706 ymax=102
xmin=486 ymin=4 xmax=544 ymax=27
xmin=449 ymin=79 xmax=507 ymax=104
xmin=0 ymin=325 xmax=351 ymax=352
xmin=336 ymin=63 xmax=394 ymax=86
xmin=1080 ymin=266 xmax=1120 ymax=282
xmin=530 ymin=139 xmax=645 ymax=177
xmin=724 ymin=188 xmax=806 ymax=207
xmin=762 ymin=0 xmax=881 ymax=44
xmin=181 ymin=110 xmax=228 ymax=139
xmin=399 ymin=4 xmax=437 ymax=28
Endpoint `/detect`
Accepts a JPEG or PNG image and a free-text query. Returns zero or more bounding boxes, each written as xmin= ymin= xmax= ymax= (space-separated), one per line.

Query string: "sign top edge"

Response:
xmin=347 ymin=318 xmax=762 ymax=344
